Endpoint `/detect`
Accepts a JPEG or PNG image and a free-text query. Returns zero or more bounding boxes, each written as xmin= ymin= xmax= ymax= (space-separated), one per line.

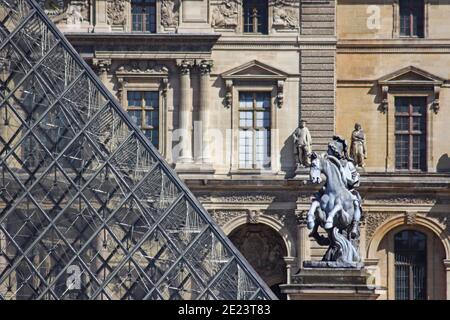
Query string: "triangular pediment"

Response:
xmin=222 ymin=60 xmax=288 ymax=80
xmin=378 ymin=66 xmax=445 ymax=85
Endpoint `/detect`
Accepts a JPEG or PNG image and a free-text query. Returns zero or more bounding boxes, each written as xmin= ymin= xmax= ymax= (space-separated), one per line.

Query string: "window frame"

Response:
xmin=394 ymin=229 xmax=427 ymax=300
xmin=242 ymin=0 xmax=269 ymax=35
xmin=131 ymin=0 xmax=157 ymax=33
xmin=395 ymin=0 xmax=426 ymax=38
xmin=238 ymin=91 xmax=272 ymax=170
xmin=126 ymin=90 xmax=160 ymax=148
xmin=394 ymin=96 xmax=427 ymax=171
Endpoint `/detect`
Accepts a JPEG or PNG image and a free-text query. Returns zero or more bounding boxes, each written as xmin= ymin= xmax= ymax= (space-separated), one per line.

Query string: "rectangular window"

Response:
xmin=131 ymin=0 xmax=157 ymax=32
xmin=243 ymin=0 xmax=268 ymax=34
xmin=238 ymin=92 xmax=271 ymax=169
xmin=395 ymin=97 xmax=427 ymax=171
xmin=399 ymin=0 xmax=424 ymax=37
xmin=127 ymin=91 xmax=159 ymax=148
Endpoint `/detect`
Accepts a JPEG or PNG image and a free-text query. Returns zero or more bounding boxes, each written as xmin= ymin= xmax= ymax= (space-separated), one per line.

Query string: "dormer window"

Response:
xmin=131 ymin=0 xmax=156 ymax=32
xmin=399 ymin=0 xmax=424 ymax=37
xmin=243 ymin=0 xmax=268 ymax=34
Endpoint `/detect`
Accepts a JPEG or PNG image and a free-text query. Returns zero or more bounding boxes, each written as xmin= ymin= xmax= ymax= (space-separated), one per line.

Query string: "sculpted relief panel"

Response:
xmin=272 ymin=0 xmax=299 ymax=30
xmin=107 ymin=0 xmax=128 ymax=26
xmin=161 ymin=0 xmax=180 ymax=29
xmin=211 ymin=0 xmax=239 ymax=30
xmin=39 ymin=0 xmax=89 ymax=25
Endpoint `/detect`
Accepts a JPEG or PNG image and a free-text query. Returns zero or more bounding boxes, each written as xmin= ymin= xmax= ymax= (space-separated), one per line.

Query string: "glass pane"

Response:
xmin=127 ymin=91 xmax=142 ymax=107
xmin=395 ymin=116 xmax=409 ymax=131
xmin=395 ymin=135 xmax=409 ymax=169
xmin=255 ymin=93 xmax=270 ymax=109
xmin=239 ymin=130 xmax=253 ymax=169
xmin=144 ymin=92 xmax=159 ymax=108
xmin=128 ymin=110 xmax=142 ymax=128
xmin=256 ymin=111 xmax=270 ymax=128
xmin=255 ymin=130 xmax=270 ymax=169
xmin=239 ymin=93 xmax=253 ymax=109
xmin=239 ymin=111 xmax=253 ymax=127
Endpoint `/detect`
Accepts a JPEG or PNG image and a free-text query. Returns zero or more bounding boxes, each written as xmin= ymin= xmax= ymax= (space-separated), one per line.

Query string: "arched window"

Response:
xmin=243 ymin=0 xmax=268 ymax=34
xmin=394 ymin=230 xmax=427 ymax=300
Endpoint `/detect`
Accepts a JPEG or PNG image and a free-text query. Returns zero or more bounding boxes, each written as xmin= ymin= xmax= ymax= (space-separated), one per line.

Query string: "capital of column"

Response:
xmin=197 ymin=59 xmax=213 ymax=75
xmin=294 ymin=210 xmax=308 ymax=226
xmin=92 ymin=58 xmax=111 ymax=75
xmin=176 ymin=59 xmax=195 ymax=75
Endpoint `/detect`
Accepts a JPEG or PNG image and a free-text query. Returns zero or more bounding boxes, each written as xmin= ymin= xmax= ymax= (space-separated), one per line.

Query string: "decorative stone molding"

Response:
xmin=107 ymin=0 xmax=128 ymax=26
xmin=276 ymin=80 xmax=284 ymax=108
xmin=209 ymin=209 xmax=248 ymax=227
xmin=370 ymin=195 xmax=436 ymax=205
xmin=247 ymin=210 xmax=261 ymax=224
xmin=116 ymin=61 xmax=169 ymax=75
xmin=433 ymin=85 xmax=440 ymax=114
xmin=198 ymin=59 xmax=213 ymax=75
xmin=294 ymin=210 xmax=308 ymax=225
xmin=272 ymin=0 xmax=299 ymax=30
xmin=211 ymin=0 xmax=239 ymax=30
xmin=38 ymin=0 xmax=89 ymax=24
xmin=364 ymin=212 xmax=393 ymax=244
xmin=176 ymin=59 xmax=195 ymax=75
xmin=92 ymin=58 xmax=112 ymax=75
xmin=405 ymin=211 xmax=417 ymax=225
xmin=225 ymin=80 xmax=233 ymax=109
xmin=38 ymin=0 xmax=65 ymax=17
xmin=378 ymin=66 xmax=445 ymax=114
xmin=161 ymin=0 xmax=180 ymax=29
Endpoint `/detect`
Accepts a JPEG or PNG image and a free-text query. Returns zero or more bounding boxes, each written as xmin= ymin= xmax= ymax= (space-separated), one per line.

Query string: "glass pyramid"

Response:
xmin=0 ymin=0 xmax=275 ymax=300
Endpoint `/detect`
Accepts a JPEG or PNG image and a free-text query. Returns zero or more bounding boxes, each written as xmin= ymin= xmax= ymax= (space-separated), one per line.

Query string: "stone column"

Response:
xmin=196 ymin=59 xmax=213 ymax=164
xmin=295 ymin=210 xmax=311 ymax=269
xmin=444 ymin=259 xmax=450 ymax=300
xmin=283 ymin=256 xmax=296 ymax=285
xmin=176 ymin=59 xmax=195 ymax=164
xmin=92 ymin=59 xmax=111 ymax=82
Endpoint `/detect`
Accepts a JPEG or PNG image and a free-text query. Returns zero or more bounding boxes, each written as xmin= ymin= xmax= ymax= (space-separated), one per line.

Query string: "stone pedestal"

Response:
xmin=280 ymin=266 xmax=379 ymax=300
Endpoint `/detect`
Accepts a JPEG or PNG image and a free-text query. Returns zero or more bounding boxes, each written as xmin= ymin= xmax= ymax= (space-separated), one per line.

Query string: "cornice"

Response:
xmin=338 ymin=38 xmax=450 ymax=53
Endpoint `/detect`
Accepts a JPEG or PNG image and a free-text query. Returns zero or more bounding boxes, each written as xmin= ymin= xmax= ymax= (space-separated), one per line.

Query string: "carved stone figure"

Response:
xmin=161 ymin=0 xmax=180 ymax=29
xmin=305 ymin=136 xmax=363 ymax=267
xmin=293 ymin=120 xmax=312 ymax=168
xmin=107 ymin=0 xmax=128 ymax=26
xmin=350 ymin=123 xmax=367 ymax=167
xmin=273 ymin=1 xmax=298 ymax=29
xmin=211 ymin=0 xmax=239 ymax=29
xmin=65 ymin=4 xmax=84 ymax=25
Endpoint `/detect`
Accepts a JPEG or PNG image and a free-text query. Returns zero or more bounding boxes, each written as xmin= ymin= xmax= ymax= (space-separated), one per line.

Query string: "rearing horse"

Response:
xmin=306 ymin=153 xmax=357 ymax=233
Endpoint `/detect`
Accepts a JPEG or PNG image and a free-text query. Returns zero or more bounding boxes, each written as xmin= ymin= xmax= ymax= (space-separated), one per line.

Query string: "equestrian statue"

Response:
xmin=305 ymin=136 xmax=363 ymax=267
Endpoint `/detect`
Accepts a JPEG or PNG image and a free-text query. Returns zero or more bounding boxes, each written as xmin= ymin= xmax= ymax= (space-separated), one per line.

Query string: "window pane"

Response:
xmin=255 ymin=92 xmax=270 ymax=109
xmin=256 ymin=111 xmax=270 ymax=128
xmin=395 ymin=135 xmax=409 ymax=169
xmin=239 ymin=111 xmax=253 ymax=127
xmin=145 ymin=92 xmax=159 ymax=108
xmin=243 ymin=0 xmax=268 ymax=34
xmin=399 ymin=0 xmax=424 ymax=37
xmin=255 ymin=130 xmax=270 ymax=169
xmin=127 ymin=91 xmax=142 ymax=107
xmin=395 ymin=116 xmax=409 ymax=131
xmin=128 ymin=110 xmax=142 ymax=128
xmin=239 ymin=93 xmax=253 ymax=109
xmin=145 ymin=110 xmax=159 ymax=128
xmin=239 ymin=130 xmax=253 ymax=169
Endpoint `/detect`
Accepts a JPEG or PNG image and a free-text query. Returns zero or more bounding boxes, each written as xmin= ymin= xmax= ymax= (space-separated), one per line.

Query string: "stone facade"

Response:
xmin=43 ymin=0 xmax=450 ymax=300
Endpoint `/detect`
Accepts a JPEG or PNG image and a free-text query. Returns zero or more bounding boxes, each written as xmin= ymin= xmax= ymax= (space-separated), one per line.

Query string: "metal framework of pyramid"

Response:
xmin=0 ymin=0 xmax=275 ymax=300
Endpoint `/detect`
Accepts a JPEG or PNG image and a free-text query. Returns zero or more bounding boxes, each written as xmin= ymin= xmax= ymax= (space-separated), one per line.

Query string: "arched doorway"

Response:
xmin=229 ymin=223 xmax=287 ymax=299
xmin=374 ymin=225 xmax=447 ymax=300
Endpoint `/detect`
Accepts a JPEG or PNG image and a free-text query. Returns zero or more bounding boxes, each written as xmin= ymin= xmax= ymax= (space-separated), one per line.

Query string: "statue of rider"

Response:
xmin=311 ymin=135 xmax=362 ymax=238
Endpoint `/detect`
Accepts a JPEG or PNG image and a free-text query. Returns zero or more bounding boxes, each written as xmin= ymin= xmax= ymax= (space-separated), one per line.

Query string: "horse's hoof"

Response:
xmin=324 ymin=222 xmax=333 ymax=229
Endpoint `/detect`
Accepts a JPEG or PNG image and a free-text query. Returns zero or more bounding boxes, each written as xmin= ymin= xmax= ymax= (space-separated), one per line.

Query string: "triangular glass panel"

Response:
xmin=0 ymin=0 xmax=276 ymax=300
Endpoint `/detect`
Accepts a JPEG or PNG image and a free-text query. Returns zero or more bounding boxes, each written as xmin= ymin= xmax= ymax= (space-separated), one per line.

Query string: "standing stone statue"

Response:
xmin=350 ymin=123 xmax=367 ymax=168
xmin=293 ymin=120 xmax=312 ymax=168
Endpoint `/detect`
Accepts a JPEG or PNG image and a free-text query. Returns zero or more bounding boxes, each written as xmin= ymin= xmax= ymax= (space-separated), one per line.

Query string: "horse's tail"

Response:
xmin=333 ymin=227 xmax=360 ymax=263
